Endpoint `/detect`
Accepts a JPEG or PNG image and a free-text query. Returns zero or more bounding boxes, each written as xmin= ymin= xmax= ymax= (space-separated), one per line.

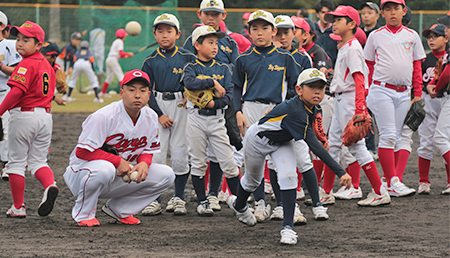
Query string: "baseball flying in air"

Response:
xmin=125 ymin=21 xmax=142 ymax=36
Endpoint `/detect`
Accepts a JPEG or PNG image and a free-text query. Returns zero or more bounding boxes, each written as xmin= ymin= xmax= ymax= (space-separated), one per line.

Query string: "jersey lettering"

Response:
xmin=42 ymin=72 xmax=49 ymax=95
xmin=172 ymin=68 xmax=183 ymax=74
xmin=268 ymin=64 xmax=284 ymax=71
xmin=423 ymin=67 xmax=435 ymax=83
xmin=105 ymin=133 xmax=148 ymax=153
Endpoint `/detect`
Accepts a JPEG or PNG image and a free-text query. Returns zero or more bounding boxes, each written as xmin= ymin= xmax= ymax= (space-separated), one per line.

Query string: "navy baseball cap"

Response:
xmin=303 ymin=18 xmax=316 ymax=33
xmin=438 ymin=10 xmax=450 ymax=26
xmin=402 ymin=6 xmax=412 ymax=26
xmin=422 ymin=24 xmax=446 ymax=38
xmin=121 ymin=69 xmax=150 ymax=88
xmin=71 ymin=32 xmax=82 ymax=39
xmin=41 ymin=41 xmax=60 ymax=56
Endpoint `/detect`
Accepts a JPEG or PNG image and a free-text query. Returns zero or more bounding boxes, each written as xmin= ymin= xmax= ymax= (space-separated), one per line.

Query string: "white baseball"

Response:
xmin=122 ymin=164 xmax=135 ymax=182
xmin=130 ymin=171 xmax=138 ymax=182
xmin=125 ymin=21 xmax=142 ymax=36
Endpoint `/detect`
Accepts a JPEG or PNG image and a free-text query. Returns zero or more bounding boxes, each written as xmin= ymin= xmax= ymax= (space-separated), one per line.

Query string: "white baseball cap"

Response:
xmin=153 ymin=13 xmax=180 ymax=31
xmin=0 ymin=11 xmax=8 ymax=26
xmin=191 ymin=25 xmax=225 ymax=46
xmin=248 ymin=10 xmax=275 ymax=27
xmin=274 ymin=15 xmax=295 ymax=29
xmin=200 ymin=0 xmax=225 ymax=14
xmin=297 ymin=68 xmax=327 ymax=86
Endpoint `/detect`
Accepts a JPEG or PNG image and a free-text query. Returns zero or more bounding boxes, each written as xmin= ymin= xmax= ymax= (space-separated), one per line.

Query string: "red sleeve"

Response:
xmin=75 ymin=147 xmax=122 ymax=168
xmin=365 ymin=60 xmax=375 ymax=86
xmin=435 ymin=64 xmax=450 ymax=93
xmin=353 ymin=72 xmax=366 ymax=114
xmin=89 ymin=56 xmax=95 ymax=63
xmin=0 ymin=87 xmax=24 ymax=116
xmin=412 ymin=60 xmax=423 ymax=97
xmin=137 ymin=153 xmax=153 ymax=167
xmin=119 ymin=50 xmax=129 ymax=58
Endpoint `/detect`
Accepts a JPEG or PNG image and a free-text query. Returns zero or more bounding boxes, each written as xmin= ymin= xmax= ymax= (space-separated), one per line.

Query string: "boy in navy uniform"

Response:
xmin=140 ymin=14 xmax=196 ymax=216
xmin=227 ymin=68 xmax=351 ymax=245
xmin=181 ymin=25 xmax=240 ymax=217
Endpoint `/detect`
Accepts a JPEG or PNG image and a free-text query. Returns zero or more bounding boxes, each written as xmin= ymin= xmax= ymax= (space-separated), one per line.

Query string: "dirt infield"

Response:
xmin=0 ymin=112 xmax=448 ymax=257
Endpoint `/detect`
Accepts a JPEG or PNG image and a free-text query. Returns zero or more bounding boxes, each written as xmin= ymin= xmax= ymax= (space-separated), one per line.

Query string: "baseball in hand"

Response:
xmin=125 ymin=21 xmax=141 ymax=36
xmin=122 ymin=164 xmax=138 ymax=182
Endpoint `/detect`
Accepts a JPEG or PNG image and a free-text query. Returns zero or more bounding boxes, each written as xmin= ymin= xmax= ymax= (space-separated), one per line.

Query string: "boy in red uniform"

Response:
xmin=0 ymin=21 xmax=58 ymax=218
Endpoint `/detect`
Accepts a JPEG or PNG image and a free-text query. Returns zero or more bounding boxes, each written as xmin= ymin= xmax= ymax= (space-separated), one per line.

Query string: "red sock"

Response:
xmin=378 ymin=148 xmax=396 ymax=187
xmin=347 ymin=162 xmax=361 ymax=189
xmin=362 ymin=161 xmax=382 ymax=195
xmin=297 ymin=168 xmax=303 ymax=191
xmin=35 ymin=166 xmax=55 ymax=189
xmin=264 ymin=160 xmax=270 ymax=184
xmin=9 ymin=174 xmax=25 ymax=209
xmin=322 ymin=166 xmax=335 ymax=194
xmin=395 ymin=150 xmax=410 ymax=182
xmin=443 ymin=151 xmax=450 ymax=185
xmin=204 ymin=162 xmax=210 ymax=192
xmin=101 ymin=82 xmax=109 ymax=94
xmin=221 ymin=174 xmax=228 ymax=193
xmin=418 ymin=157 xmax=431 ymax=184
xmin=313 ymin=160 xmax=325 ymax=185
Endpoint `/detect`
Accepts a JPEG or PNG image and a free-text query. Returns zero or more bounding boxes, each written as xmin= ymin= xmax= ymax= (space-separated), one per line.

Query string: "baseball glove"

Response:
xmin=55 ymin=69 xmax=67 ymax=94
xmin=99 ymin=143 xmax=119 ymax=155
xmin=312 ymin=112 xmax=329 ymax=151
xmin=342 ymin=113 xmax=372 ymax=147
xmin=404 ymin=99 xmax=426 ymax=131
xmin=435 ymin=57 xmax=443 ymax=81
xmin=184 ymin=87 xmax=215 ymax=109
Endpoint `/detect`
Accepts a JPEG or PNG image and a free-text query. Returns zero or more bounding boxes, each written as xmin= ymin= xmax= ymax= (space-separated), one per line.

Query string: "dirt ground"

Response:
xmin=0 ymin=112 xmax=448 ymax=258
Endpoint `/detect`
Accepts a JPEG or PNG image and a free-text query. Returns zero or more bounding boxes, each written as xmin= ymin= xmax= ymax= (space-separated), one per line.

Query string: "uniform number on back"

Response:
xmin=42 ymin=72 xmax=49 ymax=95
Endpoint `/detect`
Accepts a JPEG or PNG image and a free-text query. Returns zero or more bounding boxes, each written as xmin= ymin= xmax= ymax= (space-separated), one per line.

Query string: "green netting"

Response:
xmin=78 ymin=0 xmax=178 ymax=91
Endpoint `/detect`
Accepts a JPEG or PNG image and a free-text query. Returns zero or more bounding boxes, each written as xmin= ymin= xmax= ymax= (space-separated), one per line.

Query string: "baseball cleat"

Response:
xmin=196 ymin=200 xmax=214 ymax=217
xmin=102 ymin=204 xmax=140 ymax=225
xmin=312 ymin=206 xmax=329 ymax=221
xmin=333 ymin=185 xmax=363 ymax=200
xmin=254 ymin=199 xmax=271 ymax=222
xmin=141 ymin=201 xmax=162 ymax=216
xmin=6 ymin=204 xmax=26 ymax=218
xmin=442 ymin=184 xmax=450 ymax=195
xmin=227 ymin=195 xmax=257 ymax=226
xmin=387 ymin=177 xmax=416 ymax=197
xmin=294 ymin=203 xmax=307 ymax=225
xmin=417 ymin=182 xmax=431 ymax=195
xmin=93 ymin=98 xmax=104 ymax=103
xmin=319 ymin=187 xmax=335 ymax=205
xmin=1 ymin=167 xmax=8 ymax=181
xmin=77 ymin=218 xmax=100 ymax=227
xmin=280 ymin=225 xmax=298 ymax=245
xmin=173 ymin=197 xmax=187 ymax=215
xmin=357 ymin=190 xmax=391 ymax=207
xmin=296 ymin=188 xmax=305 ymax=200
xmin=270 ymin=206 xmax=284 ymax=220
xmin=207 ymin=194 xmax=221 ymax=211
xmin=264 ymin=181 xmax=273 ymax=194
xmin=166 ymin=197 xmax=175 ymax=212
xmin=38 ymin=184 xmax=59 ymax=216
xmin=218 ymin=191 xmax=230 ymax=203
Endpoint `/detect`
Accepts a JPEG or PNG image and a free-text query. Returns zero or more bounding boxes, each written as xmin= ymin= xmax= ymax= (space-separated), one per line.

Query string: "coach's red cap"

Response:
xmin=324 ymin=6 xmax=361 ymax=26
xmin=121 ymin=69 xmax=150 ymax=88
xmin=10 ymin=21 xmax=45 ymax=43
xmin=291 ymin=16 xmax=310 ymax=33
xmin=380 ymin=0 xmax=405 ymax=9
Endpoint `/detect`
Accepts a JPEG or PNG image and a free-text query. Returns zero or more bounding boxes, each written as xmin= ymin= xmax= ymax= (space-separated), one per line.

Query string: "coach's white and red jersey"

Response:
xmin=0 ymin=38 xmax=22 ymax=90
xmin=330 ymin=37 xmax=368 ymax=94
xmin=107 ymin=38 xmax=124 ymax=59
xmin=68 ymin=100 xmax=160 ymax=169
xmin=364 ymin=25 xmax=426 ymax=86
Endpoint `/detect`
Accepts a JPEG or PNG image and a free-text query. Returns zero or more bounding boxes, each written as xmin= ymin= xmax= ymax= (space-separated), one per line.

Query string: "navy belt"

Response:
xmin=198 ymin=108 xmax=222 ymax=116
xmin=155 ymin=91 xmax=179 ymax=100
xmin=256 ymin=132 xmax=279 ymax=145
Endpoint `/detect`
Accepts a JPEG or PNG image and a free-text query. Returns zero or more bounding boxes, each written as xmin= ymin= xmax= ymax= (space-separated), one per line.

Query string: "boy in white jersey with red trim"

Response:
xmin=63 ymin=69 xmax=175 ymax=226
xmin=0 ymin=21 xmax=58 ymax=218
xmin=364 ymin=0 xmax=426 ymax=197
xmin=0 ymin=11 xmax=22 ymax=181
xmin=319 ymin=6 xmax=390 ymax=206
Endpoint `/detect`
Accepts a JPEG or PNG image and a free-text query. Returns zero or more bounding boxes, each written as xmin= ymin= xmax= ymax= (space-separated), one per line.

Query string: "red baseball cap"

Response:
xmin=116 ymin=28 xmax=128 ymax=38
xmin=355 ymin=27 xmax=367 ymax=46
xmin=380 ymin=0 xmax=405 ymax=9
xmin=324 ymin=6 xmax=361 ymax=26
xmin=291 ymin=16 xmax=310 ymax=33
xmin=121 ymin=69 xmax=150 ymax=88
xmin=10 ymin=21 xmax=45 ymax=43
xmin=242 ymin=12 xmax=251 ymax=20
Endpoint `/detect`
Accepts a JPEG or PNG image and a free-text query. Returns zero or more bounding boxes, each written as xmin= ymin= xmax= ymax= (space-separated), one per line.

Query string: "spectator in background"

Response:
xmin=297 ymin=8 xmax=309 ymax=18
xmin=360 ymin=2 xmax=381 ymax=38
xmin=219 ymin=21 xmax=251 ymax=53
xmin=314 ymin=0 xmax=337 ymax=67
xmin=240 ymin=12 xmax=251 ymax=42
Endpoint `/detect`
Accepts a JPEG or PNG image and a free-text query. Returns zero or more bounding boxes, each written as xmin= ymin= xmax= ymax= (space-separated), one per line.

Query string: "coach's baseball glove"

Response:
xmin=435 ymin=57 xmax=443 ymax=81
xmin=342 ymin=113 xmax=372 ymax=147
xmin=55 ymin=69 xmax=67 ymax=94
xmin=184 ymin=87 xmax=215 ymax=109
xmin=404 ymin=99 xmax=426 ymax=131
xmin=312 ymin=112 xmax=329 ymax=151
xmin=100 ymin=143 xmax=119 ymax=155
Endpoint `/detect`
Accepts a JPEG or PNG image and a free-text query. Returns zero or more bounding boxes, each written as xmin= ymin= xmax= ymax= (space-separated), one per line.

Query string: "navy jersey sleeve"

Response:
xmin=181 ymin=64 xmax=215 ymax=91
xmin=142 ymin=58 xmax=163 ymax=117
xmin=285 ymin=54 xmax=302 ymax=99
xmin=213 ymin=65 xmax=232 ymax=109
xmin=182 ymin=36 xmax=195 ymax=55
xmin=232 ymin=57 xmax=245 ymax=112
xmin=229 ymin=40 xmax=239 ymax=68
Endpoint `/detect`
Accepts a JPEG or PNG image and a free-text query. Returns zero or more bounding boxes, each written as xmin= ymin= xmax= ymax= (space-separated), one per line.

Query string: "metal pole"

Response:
xmin=146 ymin=8 xmax=150 ymax=46
xmin=36 ymin=4 xmax=40 ymax=24
xmin=419 ymin=11 xmax=423 ymax=36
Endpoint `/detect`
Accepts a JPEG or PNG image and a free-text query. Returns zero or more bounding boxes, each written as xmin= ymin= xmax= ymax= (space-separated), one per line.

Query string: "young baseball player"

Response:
xmin=58 ymin=31 xmax=81 ymax=75
xmin=233 ymin=10 xmax=303 ymax=222
xmin=318 ymin=6 xmax=390 ymax=206
xmin=314 ymin=0 xmax=338 ymax=66
xmin=41 ymin=41 xmax=67 ymax=107
xmin=82 ymin=17 xmax=105 ymax=85
xmin=0 ymin=21 xmax=58 ymax=218
xmin=140 ymin=13 xmax=196 ymax=216
xmin=418 ymin=24 xmax=449 ymax=194
xmin=63 ymin=69 xmax=175 ymax=226
xmin=181 ymin=25 xmax=241 ymax=217
xmin=361 ymin=2 xmax=381 ymax=39
xmin=228 ymin=68 xmax=352 ymax=245
xmin=240 ymin=12 xmax=251 ymax=42
xmin=0 ymin=11 xmax=22 ymax=181
xmin=64 ymin=40 xmax=102 ymax=103
xmin=100 ymin=28 xmax=134 ymax=97
xmin=364 ymin=0 xmax=426 ymax=197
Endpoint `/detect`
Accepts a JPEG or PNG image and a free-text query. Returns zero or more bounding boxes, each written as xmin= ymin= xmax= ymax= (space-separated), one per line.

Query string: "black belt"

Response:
xmin=0 ymin=89 xmax=7 ymax=92
xmin=257 ymin=132 xmax=279 ymax=145
xmin=198 ymin=108 xmax=220 ymax=116
xmin=155 ymin=91 xmax=179 ymax=100
xmin=251 ymin=99 xmax=277 ymax=105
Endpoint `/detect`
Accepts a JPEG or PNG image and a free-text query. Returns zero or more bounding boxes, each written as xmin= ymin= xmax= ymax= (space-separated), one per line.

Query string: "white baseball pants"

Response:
xmin=105 ymin=56 xmax=124 ymax=84
xmin=417 ymin=93 xmax=442 ymax=160
xmin=0 ymin=89 xmax=10 ymax=162
xmin=68 ymin=60 xmax=100 ymax=89
xmin=434 ymin=93 xmax=450 ymax=156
